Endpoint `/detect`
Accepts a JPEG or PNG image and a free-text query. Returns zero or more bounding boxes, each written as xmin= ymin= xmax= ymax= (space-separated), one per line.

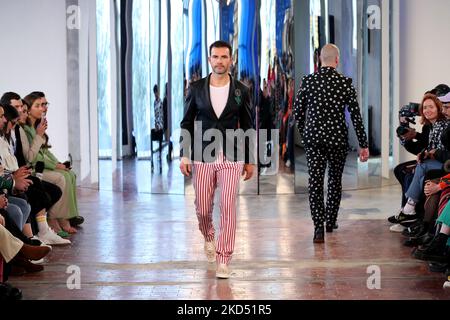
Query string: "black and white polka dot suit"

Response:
xmin=293 ymin=66 xmax=368 ymax=228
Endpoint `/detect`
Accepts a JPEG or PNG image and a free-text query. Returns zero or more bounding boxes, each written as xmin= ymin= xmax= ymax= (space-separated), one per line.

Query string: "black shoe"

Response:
xmin=414 ymin=233 xmax=449 ymax=262
xmin=388 ymin=211 xmax=402 ymax=224
xmin=69 ymin=216 xmax=84 ymax=227
xmin=326 ymin=222 xmax=338 ymax=233
xmin=398 ymin=213 xmax=419 ymax=226
xmin=0 ymin=283 xmax=22 ymax=301
xmin=402 ymin=221 xmax=426 ymax=238
xmin=313 ymin=226 xmax=325 ymax=243
xmin=28 ymin=238 xmax=43 ymax=246
xmin=428 ymin=262 xmax=449 ymax=273
xmin=405 ymin=232 xmax=434 ymax=247
xmin=388 ymin=210 xmax=418 ymax=226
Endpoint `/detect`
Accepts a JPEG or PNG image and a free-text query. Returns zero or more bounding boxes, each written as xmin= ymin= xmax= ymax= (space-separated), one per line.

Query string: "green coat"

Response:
xmin=23 ymin=125 xmax=79 ymax=219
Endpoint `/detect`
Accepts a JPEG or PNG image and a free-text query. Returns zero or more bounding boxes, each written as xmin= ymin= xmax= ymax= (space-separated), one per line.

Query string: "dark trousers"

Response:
xmin=305 ymin=145 xmax=348 ymax=228
xmin=25 ymin=177 xmax=62 ymax=234
xmin=394 ymin=160 xmax=416 ymax=207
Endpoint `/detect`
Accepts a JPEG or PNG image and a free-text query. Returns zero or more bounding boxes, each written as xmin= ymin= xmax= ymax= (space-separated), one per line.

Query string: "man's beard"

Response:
xmin=213 ymin=66 xmax=228 ymax=75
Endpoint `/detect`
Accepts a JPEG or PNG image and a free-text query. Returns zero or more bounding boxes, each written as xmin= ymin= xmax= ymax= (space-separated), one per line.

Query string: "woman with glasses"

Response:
xmin=23 ymin=93 xmax=82 ymax=236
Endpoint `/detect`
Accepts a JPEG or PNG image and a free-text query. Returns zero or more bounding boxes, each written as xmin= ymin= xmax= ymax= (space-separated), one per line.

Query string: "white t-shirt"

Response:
xmin=210 ymin=83 xmax=230 ymax=119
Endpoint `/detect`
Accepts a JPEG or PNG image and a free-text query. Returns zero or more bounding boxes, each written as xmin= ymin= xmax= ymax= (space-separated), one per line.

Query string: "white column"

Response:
xmin=391 ymin=0 xmax=400 ymax=167
xmin=110 ymin=0 xmax=118 ymax=170
xmin=88 ymin=0 xmax=99 ymax=185
xmin=381 ymin=0 xmax=390 ymax=178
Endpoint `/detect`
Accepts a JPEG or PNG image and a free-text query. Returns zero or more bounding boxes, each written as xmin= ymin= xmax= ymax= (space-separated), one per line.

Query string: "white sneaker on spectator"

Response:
xmin=38 ymin=228 xmax=71 ymax=245
xmin=389 ymin=223 xmax=405 ymax=233
xmin=31 ymin=258 xmax=45 ymax=265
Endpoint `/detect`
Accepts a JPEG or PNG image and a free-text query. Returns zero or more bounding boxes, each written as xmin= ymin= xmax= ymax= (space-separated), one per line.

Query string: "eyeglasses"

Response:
xmin=41 ymin=102 xmax=50 ymax=107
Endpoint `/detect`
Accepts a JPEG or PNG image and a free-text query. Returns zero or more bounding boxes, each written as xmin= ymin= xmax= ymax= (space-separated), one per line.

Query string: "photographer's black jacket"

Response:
xmin=180 ymin=74 xmax=254 ymax=163
xmin=293 ymin=66 xmax=368 ymax=150
xmin=404 ymin=125 xmax=430 ymax=156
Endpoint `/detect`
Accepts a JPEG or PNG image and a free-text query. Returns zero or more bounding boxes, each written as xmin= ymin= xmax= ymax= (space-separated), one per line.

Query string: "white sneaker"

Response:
xmin=38 ymin=228 xmax=71 ymax=245
xmin=389 ymin=223 xmax=405 ymax=233
xmin=31 ymin=258 xmax=45 ymax=264
xmin=204 ymin=241 xmax=216 ymax=263
xmin=216 ymin=263 xmax=231 ymax=279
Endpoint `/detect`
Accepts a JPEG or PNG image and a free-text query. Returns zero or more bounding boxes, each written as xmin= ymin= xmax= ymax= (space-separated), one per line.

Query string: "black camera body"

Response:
xmin=396 ymin=102 xmax=420 ymax=138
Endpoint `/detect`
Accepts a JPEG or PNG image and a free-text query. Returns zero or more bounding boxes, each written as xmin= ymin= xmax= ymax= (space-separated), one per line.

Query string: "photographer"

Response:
xmin=391 ymin=86 xmax=450 ymax=228
xmin=392 ymin=108 xmax=430 ymax=218
xmin=390 ymin=94 xmax=449 ymax=230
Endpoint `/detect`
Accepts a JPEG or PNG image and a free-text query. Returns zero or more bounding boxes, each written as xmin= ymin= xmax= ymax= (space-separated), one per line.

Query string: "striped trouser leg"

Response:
xmin=216 ymin=161 xmax=244 ymax=265
xmin=193 ymin=163 xmax=217 ymax=242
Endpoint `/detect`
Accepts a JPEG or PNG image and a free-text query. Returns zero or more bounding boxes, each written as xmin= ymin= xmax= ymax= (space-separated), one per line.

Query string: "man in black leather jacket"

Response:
xmin=180 ymin=41 xmax=255 ymax=279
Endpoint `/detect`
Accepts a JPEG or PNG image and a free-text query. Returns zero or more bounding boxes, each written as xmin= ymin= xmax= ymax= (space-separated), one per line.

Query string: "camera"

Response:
xmin=396 ymin=102 xmax=420 ymax=138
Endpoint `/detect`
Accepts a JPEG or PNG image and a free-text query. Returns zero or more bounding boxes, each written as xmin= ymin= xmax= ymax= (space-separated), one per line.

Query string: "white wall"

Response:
xmin=399 ymin=0 xmax=450 ymax=162
xmin=0 ymin=0 xmax=68 ymax=161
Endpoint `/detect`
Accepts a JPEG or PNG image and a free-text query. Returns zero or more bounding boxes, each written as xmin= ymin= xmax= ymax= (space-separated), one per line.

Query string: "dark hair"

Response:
xmin=30 ymin=91 xmax=46 ymax=98
xmin=0 ymin=92 xmax=21 ymax=106
xmin=209 ymin=41 xmax=232 ymax=57
xmin=1 ymin=104 xmax=19 ymax=140
xmin=23 ymin=92 xmax=51 ymax=148
xmin=3 ymin=104 xmax=19 ymax=122
xmin=22 ymin=98 xmax=29 ymax=109
xmin=153 ymin=84 xmax=159 ymax=95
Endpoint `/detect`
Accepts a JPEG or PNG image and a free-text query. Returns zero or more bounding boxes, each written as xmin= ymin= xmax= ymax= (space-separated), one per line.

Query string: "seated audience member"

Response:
xmin=23 ymin=92 xmax=83 ymax=234
xmin=391 ymin=94 xmax=449 ymax=228
xmin=413 ymin=199 xmax=450 ymax=263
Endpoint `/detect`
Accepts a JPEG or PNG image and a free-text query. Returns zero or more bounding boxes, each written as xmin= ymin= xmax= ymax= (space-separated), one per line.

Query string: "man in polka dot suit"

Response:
xmin=293 ymin=44 xmax=370 ymax=243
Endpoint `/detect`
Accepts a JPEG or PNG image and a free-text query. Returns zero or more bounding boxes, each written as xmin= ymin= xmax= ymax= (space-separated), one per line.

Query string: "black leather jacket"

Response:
xmin=180 ymin=74 xmax=254 ymax=163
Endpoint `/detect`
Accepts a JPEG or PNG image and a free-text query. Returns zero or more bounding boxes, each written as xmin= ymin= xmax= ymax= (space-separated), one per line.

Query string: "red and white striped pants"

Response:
xmin=193 ymin=156 xmax=244 ymax=265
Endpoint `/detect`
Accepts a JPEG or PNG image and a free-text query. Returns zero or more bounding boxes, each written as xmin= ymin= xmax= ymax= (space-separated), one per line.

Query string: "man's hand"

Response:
xmin=180 ymin=157 xmax=192 ymax=177
xmin=417 ymin=150 xmax=426 ymax=163
xmin=359 ymin=148 xmax=369 ymax=163
xmin=0 ymin=194 xmax=8 ymax=209
xmin=14 ymin=175 xmax=33 ymax=192
xmin=13 ymin=166 xmax=32 ymax=179
xmin=0 ymin=215 xmax=4 ymax=226
xmin=400 ymin=128 xmax=417 ymax=141
xmin=424 ymin=181 xmax=441 ymax=196
xmin=242 ymin=164 xmax=255 ymax=181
